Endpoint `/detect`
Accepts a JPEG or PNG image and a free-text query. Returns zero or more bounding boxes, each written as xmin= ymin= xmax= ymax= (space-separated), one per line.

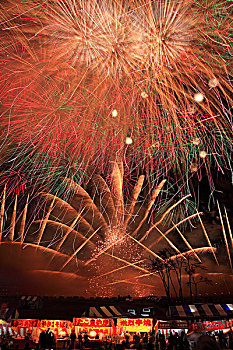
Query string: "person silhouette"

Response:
xmin=70 ymin=330 xmax=76 ymax=350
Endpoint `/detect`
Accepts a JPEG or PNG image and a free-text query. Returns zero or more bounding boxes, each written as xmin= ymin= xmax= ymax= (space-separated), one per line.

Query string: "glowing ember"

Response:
xmin=194 ymin=93 xmax=204 ymax=103
xmin=125 ymin=137 xmax=133 ymax=145
xmin=199 ymin=150 xmax=207 ymax=159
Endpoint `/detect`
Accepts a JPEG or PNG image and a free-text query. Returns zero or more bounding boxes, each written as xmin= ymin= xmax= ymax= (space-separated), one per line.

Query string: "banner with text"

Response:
xmin=159 ymin=321 xmax=188 ymax=330
xmin=11 ymin=319 xmax=39 ymax=328
xmin=188 ymin=320 xmax=230 ymax=333
xmin=11 ymin=319 xmax=72 ymax=329
xmin=73 ymin=318 xmax=113 ymax=336
xmin=117 ymin=318 xmax=153 ymax=333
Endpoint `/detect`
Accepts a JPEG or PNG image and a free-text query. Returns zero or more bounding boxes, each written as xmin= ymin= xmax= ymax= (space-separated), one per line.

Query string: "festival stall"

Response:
xmin=11 ymin=318 xmax=72 ymax=348
xmin=116 ymin=318 xmax=153 ymax=335
xmin=159 ymin=320 xmax=188 ymax=336
xmin=11 ymin=319 xmax=38 ymax=338
xmin=38 ymin=319 xmax=73 ymax=349
xmin=73 ymin=318 xmax=114 ymax=338
xmin=188 ymin=320 xmax=232 ymax=348
xmin=0 ymin=319 xmax=17 ymax=337
xmin=11 ymin=319 xmax=38 ymax=349
xmin=38 ymin=319 xmax=72 ymax=337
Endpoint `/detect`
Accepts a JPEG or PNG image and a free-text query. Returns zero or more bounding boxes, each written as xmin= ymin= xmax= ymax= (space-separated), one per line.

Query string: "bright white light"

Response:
xmin=112 ymin=109 xmax=118 ymax=117
xmin=199 ymin=150 xmax=207 ymax=158
xmin=194 ymin=93 xmax=204 ymax=103
xmin=89 ymin=331 xmax=97 ymax=338
xmin=226 ymin=304 xmax=233 ymax=311
xmin=125 ymin=137 xmax=133 ymax=145
xmin=189 ymin=305 xmax=198 ymax=313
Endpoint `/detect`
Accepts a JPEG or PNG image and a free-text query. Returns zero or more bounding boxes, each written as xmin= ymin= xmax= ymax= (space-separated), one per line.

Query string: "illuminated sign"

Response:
xmin=39 ymin=320 xmax=72 ymax=328
xmin=117 ymin=318 xmax=153 ymax=333
xmin=73 ymin=318 xmax=113 ymax=336
xmin=77 ymin=326 xmax=112 ymax=336
xmin=11 ymin=319 xmax=39 ymax=328
xmin=73 ymin=318 xmax=113 ymax=327
xmin=159 ymin=321 xmax=188 ymax=329
xmin=11 ymin=319 xmax=72 ymax=328
xmin=188 ymin=320 xmax=230 ymax=333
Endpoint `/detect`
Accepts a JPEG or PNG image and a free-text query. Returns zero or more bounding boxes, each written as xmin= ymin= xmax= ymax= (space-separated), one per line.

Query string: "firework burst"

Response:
xmin=0 ymin=0 xmax=232 ymax=192
xmin=0 ymin=162 xmax=227 ymax=297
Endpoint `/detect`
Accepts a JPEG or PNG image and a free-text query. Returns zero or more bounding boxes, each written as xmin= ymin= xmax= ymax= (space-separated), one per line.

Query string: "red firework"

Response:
xmin=0 ymin=170 xmax=27 ymax=197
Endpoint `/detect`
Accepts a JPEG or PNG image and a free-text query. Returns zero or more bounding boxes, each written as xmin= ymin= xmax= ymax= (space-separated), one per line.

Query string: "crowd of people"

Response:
xmin=156 ymin=331 xmax=189 ymax=350
xmin=64 ymin=329 xmax=233 ymax=350
xmin=38 ymin=329 xmax=56 ymax=349
xmin=1 ymin=328 xmax=233 ymax=350
xmin=66 ymin=330 xmax=233 ymax=350
xmin=64 ymin=331 xmax=159 ymax=350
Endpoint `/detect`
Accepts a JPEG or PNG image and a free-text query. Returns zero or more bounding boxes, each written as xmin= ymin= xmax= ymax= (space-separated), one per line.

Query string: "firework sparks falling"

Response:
xmin=0 ymin=0 xmax=232 ymax=193
xmin=0 ymin=163 xmax=227 ymax=296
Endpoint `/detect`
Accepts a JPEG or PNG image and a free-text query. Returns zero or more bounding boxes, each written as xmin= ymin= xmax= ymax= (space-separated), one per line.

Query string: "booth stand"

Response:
xmin=116 ymin=318 xmax=153 ymax=334
xmin=116 ymin=318 xmax=153 ymax=347
xmin=11 ymin=319 xmax=72 ymax=349
xmin=73 ymin=317 xmax=114 ymax=348
xmin=38 ymin=319 xmax=73 ymax=349
xmin=159 ymin=321 xmax=188 ymax=337
xmin=188 ymin=320 xmax=231 ymax=348
xmin=11 ymin=319 xmax=38 ymax=349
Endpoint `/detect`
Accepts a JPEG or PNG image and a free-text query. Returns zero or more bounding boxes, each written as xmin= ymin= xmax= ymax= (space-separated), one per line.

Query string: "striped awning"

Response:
xmin=21 ymin=296 xmax=40 ymax=302
xmin=169 ymin=304 xmax=233 ymax=319
xmin=2 ymin=308 xmax=19 ymax=322
xmin=83 ymin=306 xmax=125 ymax=318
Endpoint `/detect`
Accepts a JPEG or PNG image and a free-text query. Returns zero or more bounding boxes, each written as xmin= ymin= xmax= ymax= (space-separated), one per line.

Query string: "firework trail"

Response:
xmin=0 ymin=0 xmax=232 ymax=195
xmin=0 ymin=162 xmax=224 ymax=296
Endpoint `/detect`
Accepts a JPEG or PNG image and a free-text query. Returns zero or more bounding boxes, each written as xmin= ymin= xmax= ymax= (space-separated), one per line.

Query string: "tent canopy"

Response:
xmin=83 ymin=306 xmax=125 ymax=318
xmin=169 ymin=304 xmax=233 ymax=319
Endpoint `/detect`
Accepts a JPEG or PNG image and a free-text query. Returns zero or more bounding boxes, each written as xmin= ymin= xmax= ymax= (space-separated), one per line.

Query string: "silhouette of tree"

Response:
xmin=149 ymin=250 xmax=172 ymax=302
xmin=149 ymin=249 xmax=184 ymax=302
xmin=149 ymin=249 xmax=212 ymax=303
xmin=184 ymin=254 xmax=211 ymax=302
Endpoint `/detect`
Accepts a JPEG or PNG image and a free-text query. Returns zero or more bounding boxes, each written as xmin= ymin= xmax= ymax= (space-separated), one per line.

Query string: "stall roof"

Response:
xmin=1 ymin=308 xmax=19 ymax=322
xmin=83 ymin=306 xmax=126 ymax=318
xmin=169 ymin=304 xmax=233 ymax=319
